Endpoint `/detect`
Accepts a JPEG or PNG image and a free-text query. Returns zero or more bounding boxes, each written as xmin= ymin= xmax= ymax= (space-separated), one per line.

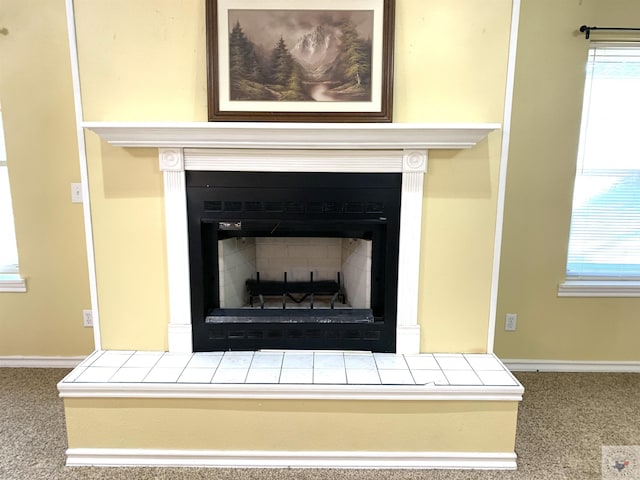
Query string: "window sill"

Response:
xmin=0 ymin=274 xmax=27 ymax=292
xmin=558 ymin=279 xmax=640 ymax=297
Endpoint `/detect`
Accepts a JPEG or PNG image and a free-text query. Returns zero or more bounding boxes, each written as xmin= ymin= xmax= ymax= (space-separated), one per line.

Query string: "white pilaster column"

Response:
xmin=159 ymin=148 xmax=193 ymax=353
xmin=395 ymin=150 xmax=428 ymax=354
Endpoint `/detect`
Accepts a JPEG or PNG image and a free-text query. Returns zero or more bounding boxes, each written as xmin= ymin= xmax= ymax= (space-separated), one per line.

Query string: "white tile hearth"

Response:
xmin=464 ymin=354 xmax=506 ymax=371
xmin=218 ymin=352 xmax=253 ymax=369
xmin=123 ymin=351 xmax=163 ymax=368
xmin=251 ymin=352 xmax=284 ymax=369
xmin=373 ymin=353 xmax=409 ymax=369
xmin=346 ymin=368 xmax=381 ymax=385
xmin=110 ymin=367 xmax=152 ymax=383
xmin=404 ymin=354 xmax=439 ymax=370
xmin=378 ymin=368 xmax=415 ymax=385
xmin=282 ymin=352 xmax=314 ymax=369
xmin=246 ymin=368 xmax=281 ymax=384
xmin=186 ymin=352 xmax=223 ymax=368
xmin=411 ymin=369 xmax=448 ymax=385
xmin=155 ymin=353 xmax=192 ymax=369
xmin=442 ymin=370 xmax=483 ymax=386
xmin=314 ymin=368 xmax=347 ymax=384
xmin=90 ymin=350 xmax=133 ymax=368
xmin=212 ymin=367 xmax=249 ymax=384
xmin=74 ymin=366 xmax=119 ymax=383
xmin=178 ymin=368 xmax=215 ymax=383
xmin=434 ymin=354 xmax=473 ymax=370
xmin=143 ymin=367 xmax=184 ymax=383
xmin=279 ymin=368 xmax=313 ymax=384
xmin=314 ymin=353 xmax=345 ymax=369
xmin=475 ymin=369 xmax=519 ymax=386
xmin=344 ymin=353 xmax=377 ymax=369
xmin=61 ymin=351 xmax=520 ymax=388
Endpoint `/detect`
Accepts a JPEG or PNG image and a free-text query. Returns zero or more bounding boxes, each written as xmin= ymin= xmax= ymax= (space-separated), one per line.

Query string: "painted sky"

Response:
xmin=228 ymin=10 xmax=374 ymax=52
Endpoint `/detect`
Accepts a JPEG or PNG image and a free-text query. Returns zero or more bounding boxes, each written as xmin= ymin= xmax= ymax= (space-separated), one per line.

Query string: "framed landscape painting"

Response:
xmin=206 ymin=0 xmax=395 ymax=122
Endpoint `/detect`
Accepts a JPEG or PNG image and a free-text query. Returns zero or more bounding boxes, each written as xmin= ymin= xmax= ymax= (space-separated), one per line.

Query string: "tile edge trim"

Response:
xmin=57 ymin=381 xmax=523 ymax=401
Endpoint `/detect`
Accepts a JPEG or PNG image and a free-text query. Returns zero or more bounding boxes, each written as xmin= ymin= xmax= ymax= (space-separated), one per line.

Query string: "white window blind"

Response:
xmin=0 ymin=106 xmax=20 ymax=274
xmin=566 ymin=44 xmax=640 ymax=278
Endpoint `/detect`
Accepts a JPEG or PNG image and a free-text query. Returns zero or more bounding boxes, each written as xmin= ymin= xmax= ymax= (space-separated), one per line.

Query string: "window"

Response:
xmin=561 ymin=44 xmax=640 ymax=296
xmin=0 ymin=105 xmax=25 ymax=291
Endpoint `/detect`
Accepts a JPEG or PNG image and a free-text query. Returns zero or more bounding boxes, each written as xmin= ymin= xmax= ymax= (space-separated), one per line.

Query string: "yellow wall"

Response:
xmin=65 ymin=397 xmax=519 ymax=453
xmin=73 ymin=0 xmax=209 ymax=350
xmin=494 ymin=0 xmax=640 ymax=361
xmin=74 ymin=0 xmax=513 ymax=353
xmin=0 ymin=0 xmax=93 ymax=356
xmin=395 ymin=1 xmax=510 ymax=352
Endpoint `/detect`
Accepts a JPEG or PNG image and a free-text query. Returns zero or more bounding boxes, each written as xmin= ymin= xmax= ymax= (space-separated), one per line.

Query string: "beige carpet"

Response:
xmin=1 ymin=368 xmax=639 ymax=479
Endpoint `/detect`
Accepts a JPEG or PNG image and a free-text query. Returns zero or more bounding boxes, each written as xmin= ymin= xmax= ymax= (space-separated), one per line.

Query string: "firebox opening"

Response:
xmin=208 ymin=233 xmax=374 ymax=323
xmin=216 ymin=235 xmax=372 ymax=311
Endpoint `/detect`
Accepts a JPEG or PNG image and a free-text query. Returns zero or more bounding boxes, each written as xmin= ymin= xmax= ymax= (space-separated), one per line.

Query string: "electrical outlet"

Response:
xmin=82 ymin=309 xmax=93 ymax=327
xmin=71 ymin=183 xmax=82 ymax=203
xmin=505 ymin=313 xmax=517 ymax=331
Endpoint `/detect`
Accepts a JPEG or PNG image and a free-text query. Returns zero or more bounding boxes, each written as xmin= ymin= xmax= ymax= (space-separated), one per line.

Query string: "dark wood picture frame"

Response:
xmin=206 ymin=0 xmax=395 ymax=122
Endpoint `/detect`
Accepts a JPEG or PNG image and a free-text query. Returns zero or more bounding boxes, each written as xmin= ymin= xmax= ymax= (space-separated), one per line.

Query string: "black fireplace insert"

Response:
xmin=187 ymin=171 xmax=401 ymax=352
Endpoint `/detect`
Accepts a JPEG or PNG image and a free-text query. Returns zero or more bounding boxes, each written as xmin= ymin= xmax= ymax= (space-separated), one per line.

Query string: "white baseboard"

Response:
xmin=65 ymin=448 xmax=517 ymax=470
xmin=503 ymin=359 xmax=640 ymax=373
xmin=0 ymin=356 xmax=85 ymax=368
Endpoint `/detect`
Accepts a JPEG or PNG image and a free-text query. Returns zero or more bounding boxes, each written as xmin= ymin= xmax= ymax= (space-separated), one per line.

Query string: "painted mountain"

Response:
xmin=227 ymin=10 xmax=373 ymax=102
xmin=291 ymin=25 xmax=341 ymax=79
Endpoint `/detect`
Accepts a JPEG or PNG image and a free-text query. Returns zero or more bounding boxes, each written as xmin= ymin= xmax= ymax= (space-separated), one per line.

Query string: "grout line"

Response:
xmin=175 ymin=360 xmax=189 ymax=384
xmin=408 ymin=365 xmax=419 ymax=385
xmin=462 ymin=356 xmax=473 ymax=370
xmin=106 ymin=367 xmax=118 ymax=383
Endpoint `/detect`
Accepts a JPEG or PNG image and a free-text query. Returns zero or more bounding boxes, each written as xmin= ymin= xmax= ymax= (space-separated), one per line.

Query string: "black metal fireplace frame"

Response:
xmin=186 ymin=171 xmax=401 ymax=352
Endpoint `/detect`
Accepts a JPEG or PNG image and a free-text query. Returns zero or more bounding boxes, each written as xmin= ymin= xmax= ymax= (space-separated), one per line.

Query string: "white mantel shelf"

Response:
xmin=83 ymin=121 xmax=500 ymax=150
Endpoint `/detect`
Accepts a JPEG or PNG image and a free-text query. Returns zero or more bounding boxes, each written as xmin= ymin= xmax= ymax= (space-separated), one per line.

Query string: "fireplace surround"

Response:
xmin=85 ymin=122 xmax=499 ymax=354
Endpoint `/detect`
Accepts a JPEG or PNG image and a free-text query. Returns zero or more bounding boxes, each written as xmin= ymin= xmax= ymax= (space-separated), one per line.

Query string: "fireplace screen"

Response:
xmin=187 ymin=171 xmax=401 ymax=352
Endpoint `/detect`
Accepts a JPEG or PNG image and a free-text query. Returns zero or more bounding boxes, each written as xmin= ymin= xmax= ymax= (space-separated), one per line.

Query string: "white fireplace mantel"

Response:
xmin=83 ymin=121 xmax=498 ymax=150
xmin=85 ymin=121 xmax=499 ymax=354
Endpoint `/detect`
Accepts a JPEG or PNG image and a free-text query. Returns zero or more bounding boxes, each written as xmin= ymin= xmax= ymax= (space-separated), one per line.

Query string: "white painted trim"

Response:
xmin=395 ymin=325 xmax=421 ymax=354
xmin=487 ymin=0 xmax=521 ymax=354
xmin=65 ymin=0 xmax=102 ymax=350
xmin=167 ymin=323 xmax=193 ymax=353
xmin=395 ymin=166 xmax=426 ymax=353
xmin=0 ymin=275 xmax=27 ymax=292
xmin=65 ymin=448 xmax=517 ymax=469
xmin=503 ymin=359 xmax=640 ymax=373
xmin=57 ymin=380 xmax=523 ymax=401
xmin=83 ymin=122 xmax=499 ymax=150
xmin=558 ymin=279 xmax=640 ymax=297
xmin=0 ymin=356 xmax=84 ymax=368
xmin=184 ymin=148 xmax=404 ymax=172
xmin=160 ymin=161 xmax=193 ymax=354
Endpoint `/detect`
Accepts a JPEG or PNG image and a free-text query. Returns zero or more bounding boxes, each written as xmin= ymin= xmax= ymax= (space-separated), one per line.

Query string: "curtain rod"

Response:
xmin=580 ymin=25 xmax=640 ymax=40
